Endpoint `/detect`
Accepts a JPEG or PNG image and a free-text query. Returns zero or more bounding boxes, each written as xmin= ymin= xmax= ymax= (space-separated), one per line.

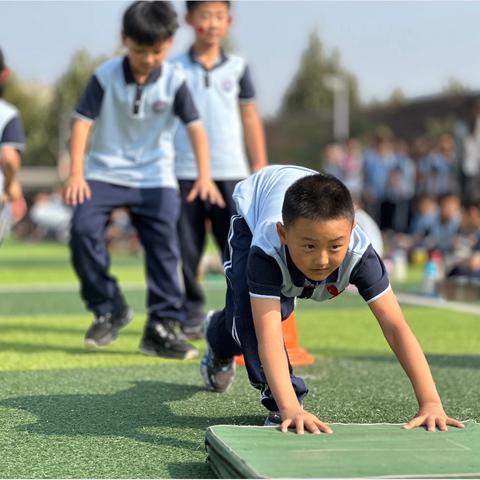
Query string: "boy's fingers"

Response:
xmin=437 ymin=418 xmax=448 ymax=432
xmin=305 ymin=420 xmax=320 ymax=434
xmin=427 ymin=418 xmax=436 ymax=432
xmin=403 ymin=417 xmax=422 ymax=430
xmin=280 ymin=419 xmax=291 ymax=433
xmin=318 ymin=421 xmax=333 ymax=434
xmin=186 ymin=186 xmax=198 ymax=202
xmin=447 ymin=418 xmax=465 ymax=429
xmin=292 ymin=418 xmax=305 ymax=435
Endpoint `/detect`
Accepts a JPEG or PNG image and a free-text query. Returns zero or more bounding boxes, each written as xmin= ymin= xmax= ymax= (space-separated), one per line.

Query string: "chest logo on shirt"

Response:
xmin=326 ymin=284 xmax=343 ymax=297
xmin=152 ymin=100 xmax=168 ymax=113
xmin=222 ymin=78 xmax=234 ymax=93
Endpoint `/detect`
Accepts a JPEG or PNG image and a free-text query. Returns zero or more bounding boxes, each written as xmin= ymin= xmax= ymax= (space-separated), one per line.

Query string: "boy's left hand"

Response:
xmin=187 ymin=178 xmax=225 ymax=207
xmin=404 ymin=402 xmax=465 ymax=432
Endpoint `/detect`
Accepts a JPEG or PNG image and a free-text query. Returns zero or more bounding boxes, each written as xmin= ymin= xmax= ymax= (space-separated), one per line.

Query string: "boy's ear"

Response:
xmin=276 ymin=222 xmax=287 ymax=245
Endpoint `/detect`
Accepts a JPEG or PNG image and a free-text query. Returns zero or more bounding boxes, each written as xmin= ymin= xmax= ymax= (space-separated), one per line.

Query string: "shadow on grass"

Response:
xmin=0 ymin=380 xmax=258 ymax=478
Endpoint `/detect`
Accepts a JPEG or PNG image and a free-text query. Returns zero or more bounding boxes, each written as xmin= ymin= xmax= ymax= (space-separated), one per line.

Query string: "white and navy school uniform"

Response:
xmin=0 ymin=99 xmax=25 ymax=197
xmin=172 ymin=48 xmax=256 ymax=326
xmin=70 ymin=56 xmax=199 ymax=323
xmin=206 ymin=165 xmax=391 ymax=412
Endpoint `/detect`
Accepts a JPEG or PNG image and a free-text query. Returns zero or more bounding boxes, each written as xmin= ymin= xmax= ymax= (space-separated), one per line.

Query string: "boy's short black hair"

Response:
xmin=282 ymin=174 xmax=354 ymax=227
xmin=186 ymin=1 xmax=231 ymax=14
xmin=0 ymin=48 xmax=5 ymax=72
xmin=123 ymin=1 xmax=178 ymax=45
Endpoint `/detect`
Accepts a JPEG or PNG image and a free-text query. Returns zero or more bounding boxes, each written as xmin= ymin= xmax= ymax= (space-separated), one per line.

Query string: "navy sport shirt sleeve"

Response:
xmin=1 ymin=116 xmax=25 ymax=149
xmin=75 ymin=75 xmax=104 ymax=120
xmin=247 ymin=246 xmax=283 ymax=298
xmin=238 ymin=65 xmax=255 ymax=101
xmin=173 ymin=81 xmax=200 ymax=125
xmin=349 ymin=244 xmax=390 ymax=303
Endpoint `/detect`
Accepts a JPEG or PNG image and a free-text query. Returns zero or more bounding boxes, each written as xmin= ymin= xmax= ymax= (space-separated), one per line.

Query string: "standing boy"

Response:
xmin=173 ymin=1 xmax=268 ymax=339
xmin=202 ymin=165 xmax=464 ymax=434
xmin=0 ymin=47 xmax=25 ymax=241
xmin=64 ymin=1 xmax=223 ymax=359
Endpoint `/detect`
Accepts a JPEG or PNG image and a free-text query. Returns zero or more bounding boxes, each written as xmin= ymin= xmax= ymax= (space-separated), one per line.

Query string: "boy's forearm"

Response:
xmin=241 ymin=104 xmax=268 ymax=172
xmin=69 ymin=119 xmax=92 ymax=178
xmin=187 ymin=122 xmax=211 ymax=180
xmin=251 ymin=298 xmax=300 ymax=411
xmin=0 ymin=147 xmax=21 ymax=188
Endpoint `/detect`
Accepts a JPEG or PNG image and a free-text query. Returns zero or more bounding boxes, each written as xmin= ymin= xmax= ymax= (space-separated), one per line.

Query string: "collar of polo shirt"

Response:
xmin=122 ymin=56 xmax=162 ymax=85
xmin=187 ymin=46 xmax=228 ymax=71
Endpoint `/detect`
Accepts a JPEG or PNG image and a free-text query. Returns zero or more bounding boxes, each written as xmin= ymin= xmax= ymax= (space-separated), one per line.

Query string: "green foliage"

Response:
xmin=3 ymin=74 xmax=53 ymax=166
xmin=281 ymin=30 xmax=360 ymax=118
xmin=44 ymin=49 xmax=105 ymax=166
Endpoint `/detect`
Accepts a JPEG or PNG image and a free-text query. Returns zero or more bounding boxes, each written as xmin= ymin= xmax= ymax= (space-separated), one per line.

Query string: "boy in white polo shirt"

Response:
xmin=64 ymin=1 xmax=224 ymax=359
xmin=173 ymin=1 xmax=268 ymax=339
xmin=201 ymin=165 xmax=464 ymax=435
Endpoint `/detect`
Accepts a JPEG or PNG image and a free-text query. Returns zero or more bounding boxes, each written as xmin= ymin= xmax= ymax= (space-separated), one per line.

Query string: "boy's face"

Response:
xmin=186 ymin=2 xmax=231 ymax=47
xmin=122 ymin=36 xmax=173 ymax=77
xmin=276 ymin=217 xmax=353 ymax=282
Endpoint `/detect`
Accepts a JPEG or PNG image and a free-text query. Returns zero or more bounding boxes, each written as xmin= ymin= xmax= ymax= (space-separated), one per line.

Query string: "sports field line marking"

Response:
xmin=396 ymin=292 xmax=480 ymax=316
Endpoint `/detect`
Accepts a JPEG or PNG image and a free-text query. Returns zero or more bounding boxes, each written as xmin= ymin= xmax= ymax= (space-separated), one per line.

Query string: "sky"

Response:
xmin=2 ymin=1 xmax=480 ymax=117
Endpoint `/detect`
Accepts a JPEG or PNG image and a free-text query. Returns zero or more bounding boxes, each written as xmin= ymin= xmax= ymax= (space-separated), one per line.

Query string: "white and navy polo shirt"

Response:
xmin=173 ymin=48 xmax=255 ymax=181
xmin=0 ymin=99 xmax=25 ymax=196
xmin=74 ymin=56 xmax=200 ymax=189
xmin=233 ymin=165 xmax=390 ymax=303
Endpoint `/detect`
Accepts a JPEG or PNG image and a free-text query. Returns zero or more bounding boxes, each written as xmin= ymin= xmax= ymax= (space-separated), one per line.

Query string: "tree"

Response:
xmin=44 ymin=49 xmax=105 ymax=168
xmin=3 ymin=75 xmax=53 ymax=166
xmin=280 ymin=30 xmax=360 ymax=118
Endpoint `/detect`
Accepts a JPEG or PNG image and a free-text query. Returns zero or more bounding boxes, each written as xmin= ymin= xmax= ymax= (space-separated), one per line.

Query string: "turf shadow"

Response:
xmin=0 ymin=380 xmax=258 ymax=450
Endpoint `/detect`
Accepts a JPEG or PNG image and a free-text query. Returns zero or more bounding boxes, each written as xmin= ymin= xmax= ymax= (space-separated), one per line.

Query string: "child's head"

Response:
xmin=277 ymin=174 xmax=354 ymax=281
xmin=438 ymin=192 xmax=461 ymax=221
xmin=122 ymin=1 xmax=178 ymax=76
xmin=185 ymin=1 xmax=231 ymax=48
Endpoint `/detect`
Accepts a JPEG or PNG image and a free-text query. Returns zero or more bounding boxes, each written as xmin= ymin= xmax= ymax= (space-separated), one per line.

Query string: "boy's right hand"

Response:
xmin=64 ymin=175 xmax=91 ymax=206
xmin=279 ymin=406 xmax=333 ymax=435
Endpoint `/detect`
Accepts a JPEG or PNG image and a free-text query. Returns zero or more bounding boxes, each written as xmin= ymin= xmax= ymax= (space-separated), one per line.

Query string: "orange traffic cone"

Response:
xmin=235 ymin=312 xmax=315 ymax=366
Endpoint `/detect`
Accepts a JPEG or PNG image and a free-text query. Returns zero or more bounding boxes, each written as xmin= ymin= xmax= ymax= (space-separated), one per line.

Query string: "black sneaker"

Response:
xmin=181 ymin=316 xmax=205 ymax=340
xmin=84 ymin=304 xmax=134 ymax=348
xmin=139 ymin=319 xmax=199 ymax=359
xmin=200 ymin=346 xmax=235 ymax=393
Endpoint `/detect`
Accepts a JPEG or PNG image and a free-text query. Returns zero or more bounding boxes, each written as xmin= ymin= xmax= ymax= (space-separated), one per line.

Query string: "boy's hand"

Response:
xmin=64 ymin=175 xmax=91 ymax=206
xmin=186 ymin=177 xmax=225 ymax=207
xmin=279 ymin=406 xmax=333 ymax=435
xmin=403 ymin=402 xmax=465 ymax=432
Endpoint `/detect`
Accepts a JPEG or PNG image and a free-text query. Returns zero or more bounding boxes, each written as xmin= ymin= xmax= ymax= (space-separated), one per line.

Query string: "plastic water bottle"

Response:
xmin=422 ymin=259 xmax=438 ymax=297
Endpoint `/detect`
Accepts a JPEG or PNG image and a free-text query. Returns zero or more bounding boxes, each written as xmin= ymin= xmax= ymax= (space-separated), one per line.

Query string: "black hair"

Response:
xmin=282 ymin=174 xmax=354 ymax=228
xmin=123 ymin=1 xmax=178 ymax=45
xmin=0 ymin=47 xmax=6 ymax=97
xmin=186 ymin=1 xmax=231 ymax=14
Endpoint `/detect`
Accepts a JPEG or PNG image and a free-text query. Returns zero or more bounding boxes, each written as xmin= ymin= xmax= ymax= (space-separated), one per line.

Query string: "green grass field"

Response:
xmin=0 ymin=241 xmax=479 ymax=478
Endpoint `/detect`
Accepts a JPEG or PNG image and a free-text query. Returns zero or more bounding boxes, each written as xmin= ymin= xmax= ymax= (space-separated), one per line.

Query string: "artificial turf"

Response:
xmin=0 ymin=241 xmax=479 ymax=478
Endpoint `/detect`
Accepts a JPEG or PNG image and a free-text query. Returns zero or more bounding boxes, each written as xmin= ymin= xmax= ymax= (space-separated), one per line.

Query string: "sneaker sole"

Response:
xmin=139 ymin=345 xmax=199 ymax=360
xmin=200 ymin=360 xmax=234 ymax=393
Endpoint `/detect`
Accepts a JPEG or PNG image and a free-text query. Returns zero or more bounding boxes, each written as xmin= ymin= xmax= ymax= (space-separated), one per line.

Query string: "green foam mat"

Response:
xmin=205 ymin=421 xmax=480 ymax=478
